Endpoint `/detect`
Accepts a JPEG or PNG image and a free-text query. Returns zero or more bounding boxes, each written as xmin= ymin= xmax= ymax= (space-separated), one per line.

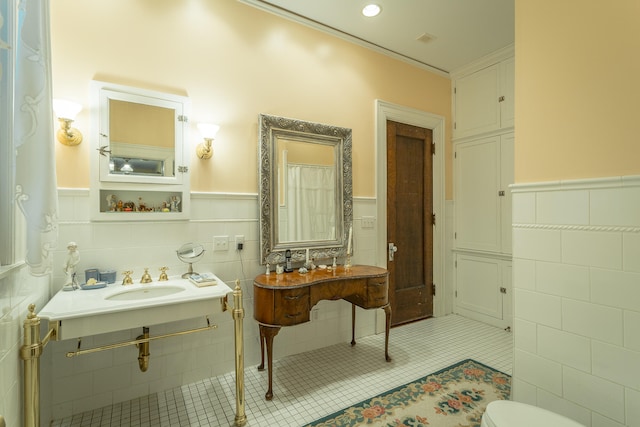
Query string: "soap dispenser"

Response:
xmin=284 ymin=249 xmax=293 ymax=273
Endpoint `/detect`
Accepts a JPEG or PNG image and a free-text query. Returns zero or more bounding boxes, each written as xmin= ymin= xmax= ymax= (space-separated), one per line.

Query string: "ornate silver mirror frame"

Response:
xmin=259 ymin=114 xmax=353 ymax=265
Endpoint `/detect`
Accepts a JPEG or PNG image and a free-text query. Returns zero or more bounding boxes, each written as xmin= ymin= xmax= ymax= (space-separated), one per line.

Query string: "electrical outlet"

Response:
xmin=235 ymin=235 xmax=245 ymax=250
xmin=213 ymin=236 xmax=228 ymax=251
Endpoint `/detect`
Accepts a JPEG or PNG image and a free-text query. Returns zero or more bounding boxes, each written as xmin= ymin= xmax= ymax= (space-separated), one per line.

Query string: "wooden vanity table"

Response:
xmin=253 ymin=264 xmax=391 ymax=400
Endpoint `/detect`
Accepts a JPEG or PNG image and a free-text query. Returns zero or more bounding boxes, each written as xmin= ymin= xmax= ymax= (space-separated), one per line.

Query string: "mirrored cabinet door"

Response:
xmin=96 ymin=83 xmax=189 ymax=185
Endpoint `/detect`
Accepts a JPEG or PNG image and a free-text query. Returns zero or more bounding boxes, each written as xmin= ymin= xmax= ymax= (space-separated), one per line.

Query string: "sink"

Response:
xmin=37 ymin=275 xmax=233 ymax=340
xmin=106 ymin=285 xmax=185 ymax=301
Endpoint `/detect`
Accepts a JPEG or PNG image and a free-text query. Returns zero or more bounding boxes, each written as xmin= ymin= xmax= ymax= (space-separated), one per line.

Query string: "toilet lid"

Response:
xmin=483 ymin=400 xmax=585 ymax=427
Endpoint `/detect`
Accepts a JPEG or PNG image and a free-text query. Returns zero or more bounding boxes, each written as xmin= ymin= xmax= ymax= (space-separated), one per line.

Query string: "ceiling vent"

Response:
xmin=416 ymin=32 xmax=437 ymax=44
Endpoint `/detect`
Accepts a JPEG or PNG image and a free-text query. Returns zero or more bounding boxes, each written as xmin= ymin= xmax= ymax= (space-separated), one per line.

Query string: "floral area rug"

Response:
xmin=304 ymin=359 xmax=511 ymax=427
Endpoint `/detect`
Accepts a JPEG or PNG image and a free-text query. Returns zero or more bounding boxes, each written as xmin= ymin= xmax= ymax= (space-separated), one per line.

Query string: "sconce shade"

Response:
xmin=53 ymin=99 xmax=83 ymax=146
xmin=196 ymin=123 xmax=220 ymax=160
xmin=197 ymin=123 xmax=220 ymax=139
xmin=53 ymin=99 xmax=82 ymax=120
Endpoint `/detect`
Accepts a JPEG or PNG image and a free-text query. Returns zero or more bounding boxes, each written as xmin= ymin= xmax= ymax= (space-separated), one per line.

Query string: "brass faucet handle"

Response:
xmin=140 ymin=267 xmax=153 ymax=284
xmin=158 ymin=266 xmax=169 ymax=281
xmin=122 ymin=270 xmax=134 ymax=285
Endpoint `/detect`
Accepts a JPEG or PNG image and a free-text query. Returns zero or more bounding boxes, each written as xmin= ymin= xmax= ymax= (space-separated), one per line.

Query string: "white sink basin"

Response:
xmin=38 ymin=276 xmax=232 ymax=340
xmin=106 ymin=285 xmax=185 ymax=301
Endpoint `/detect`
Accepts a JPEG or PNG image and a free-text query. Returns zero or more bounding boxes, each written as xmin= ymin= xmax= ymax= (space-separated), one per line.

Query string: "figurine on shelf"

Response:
xmin=106 ymin=194 xmax=117 ymax=212
xmin=138 ymin=197 xmax=146 ymax=212
xmin=62 ymin=242 xmax=80 ymax=291
xmin=117 ymin=200 xmax=124 ymax=212
xmin=170 ymin=195 xmax=181 ymax=212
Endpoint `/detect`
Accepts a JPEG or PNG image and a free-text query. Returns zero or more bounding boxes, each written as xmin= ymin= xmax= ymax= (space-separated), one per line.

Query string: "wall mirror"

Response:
xmin=92 ymin=81 xmax=189 ymax=185
xmin=259 ymin=114 xmax=352 ymax=265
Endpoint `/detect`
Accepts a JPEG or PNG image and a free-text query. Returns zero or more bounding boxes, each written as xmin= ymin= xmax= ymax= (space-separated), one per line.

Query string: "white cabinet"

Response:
xmin=454 ymin=253 xmax=512 ymax=329
xmin=453 ymin=57 xmax=514 ymax=139
xmin=90 ymin=81 xmax=191 ymax=221
xmin=451 ymin=48 xmax=514 ymax=329
xmin=454 ymin=133 xmax=513 ymax=254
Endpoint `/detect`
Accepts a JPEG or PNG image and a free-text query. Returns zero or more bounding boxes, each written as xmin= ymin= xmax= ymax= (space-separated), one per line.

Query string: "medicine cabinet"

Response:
xmin=90 ymin=81 xmax=191 ymax=221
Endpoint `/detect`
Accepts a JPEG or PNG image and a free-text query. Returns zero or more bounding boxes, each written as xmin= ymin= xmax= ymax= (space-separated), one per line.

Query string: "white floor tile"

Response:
xmin=51 ymin=314 xmax=512 ymax=426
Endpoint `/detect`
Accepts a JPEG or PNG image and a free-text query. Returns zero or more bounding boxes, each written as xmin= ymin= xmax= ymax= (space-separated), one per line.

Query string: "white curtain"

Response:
xmin=14 ymin=0 xmax=58 ymax=275
xmin=285 ymin=164 xmax=335 ymax=242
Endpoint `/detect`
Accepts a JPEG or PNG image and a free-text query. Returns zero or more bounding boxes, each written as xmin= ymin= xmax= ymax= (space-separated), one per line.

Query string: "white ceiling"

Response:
xmin=238 ymin=0 xmax=514 ymax=75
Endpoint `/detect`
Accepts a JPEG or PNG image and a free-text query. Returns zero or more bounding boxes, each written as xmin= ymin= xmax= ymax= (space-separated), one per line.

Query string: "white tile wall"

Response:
xmin=512 ymin=176 xmax=640 ymax=427
xmin=0 ymin=265 xmax=52 ymax=426
xmin=47 ymin=190 xmax=381 ymax=420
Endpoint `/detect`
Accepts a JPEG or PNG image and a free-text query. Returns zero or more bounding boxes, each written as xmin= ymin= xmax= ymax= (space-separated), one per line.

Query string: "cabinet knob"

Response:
xmin=498 ymin=190 xmax=506 ymax=196
xmin=498 ymin=95 xmax=505 ymax=102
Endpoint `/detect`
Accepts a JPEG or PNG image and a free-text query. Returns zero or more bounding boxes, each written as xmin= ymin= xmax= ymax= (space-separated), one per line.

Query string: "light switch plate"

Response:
xmin=213 ymin=236 xmax=228 ymax=251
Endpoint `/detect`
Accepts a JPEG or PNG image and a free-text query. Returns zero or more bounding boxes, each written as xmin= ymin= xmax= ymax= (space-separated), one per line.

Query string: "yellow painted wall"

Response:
xmin=51 ymin=0 xmax=452 ymax=198
xmin=515 ymin=0 xmax=640 ymax=182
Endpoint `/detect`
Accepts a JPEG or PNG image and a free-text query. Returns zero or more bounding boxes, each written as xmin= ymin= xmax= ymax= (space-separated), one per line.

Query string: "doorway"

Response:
xmin=386 ymin=120 xmax=434 ymax=325
xmin=375 ymin=100 xmax=446 ymax=326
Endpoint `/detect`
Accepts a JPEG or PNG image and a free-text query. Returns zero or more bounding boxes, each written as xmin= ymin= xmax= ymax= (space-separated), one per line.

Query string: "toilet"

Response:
xmin=481 ymin=400 xmax=585 ymax=427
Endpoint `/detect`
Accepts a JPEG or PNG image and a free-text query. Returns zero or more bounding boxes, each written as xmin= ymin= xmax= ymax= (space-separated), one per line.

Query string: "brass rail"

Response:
xmin=65 ymin=318 xmax=217 ymax=358
xmin=21 ymin=282 xmax=247 ymax=427
xmin=231 ymin=280 xmax=247 ymax=426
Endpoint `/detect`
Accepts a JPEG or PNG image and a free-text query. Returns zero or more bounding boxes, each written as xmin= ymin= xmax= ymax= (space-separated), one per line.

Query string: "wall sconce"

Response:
xmin=196 ymin=123 xmax=220 ymax=160
xmin=53 ymin=99 xmax=83 ymax=146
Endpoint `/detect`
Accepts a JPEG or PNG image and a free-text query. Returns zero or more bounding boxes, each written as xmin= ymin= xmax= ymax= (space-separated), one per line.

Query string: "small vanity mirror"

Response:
xmin=259 ymin=114 xmax=352 ymax=265
xmin=177 ymin=242 xmax=205 ymax=278
xmin=92 ymin=81 xmax=189 ymax=185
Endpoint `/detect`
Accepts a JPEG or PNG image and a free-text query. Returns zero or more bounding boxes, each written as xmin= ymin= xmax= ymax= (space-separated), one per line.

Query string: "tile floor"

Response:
xmin=51 ymin=314 xmax=513 ymax=427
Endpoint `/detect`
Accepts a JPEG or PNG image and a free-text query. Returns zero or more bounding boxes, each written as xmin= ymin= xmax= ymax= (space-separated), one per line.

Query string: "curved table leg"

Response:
xmin=258 ymin=324 xmax=280 ymax=400
xmin=257 ymin=326 xmax=266 ymax=371
xmin=383 ymin=305 xmax=392 ymax=362
xmin=351 ymin=304 xmax=356 ymax=346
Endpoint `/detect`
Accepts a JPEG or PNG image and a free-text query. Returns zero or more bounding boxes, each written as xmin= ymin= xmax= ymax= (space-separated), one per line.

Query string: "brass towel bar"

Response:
xmin=66 ymin=317 xmax=217 ymax=358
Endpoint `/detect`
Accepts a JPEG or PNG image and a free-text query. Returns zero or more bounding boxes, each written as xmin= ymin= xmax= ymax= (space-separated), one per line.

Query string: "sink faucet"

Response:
xmin=122 ymin=270 xmax=134 ymax=285
xmin=140 ymin=268 xmax=153 ymax=284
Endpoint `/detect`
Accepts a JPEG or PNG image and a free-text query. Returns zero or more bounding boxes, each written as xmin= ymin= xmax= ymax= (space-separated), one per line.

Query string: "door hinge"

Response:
xmin=432 ymin=284 xmax=436 ymax=296
xmin=431 ymin=142 xmax=436 ymax=155
xmin=178 ymin=115 xmax=188 ymax=122
xmin=432 ymin=213 xmax=436 ymax=226
xmin=455 ymin=290 xmax=458 ymax=297
xmin=454 ymin=121 xmax=457 ymax=130
xmin=500 ymin=287 xmax=507 ymax=294
xmin=454 ymin=232 xmax=457 ymax=239
xmin=454 ymin=151 xmax=457 ymax=159
xmin=177 ymin=165 xmax=189 ymax=173
xmin=455 ymin=260 xmax=457 ymax=268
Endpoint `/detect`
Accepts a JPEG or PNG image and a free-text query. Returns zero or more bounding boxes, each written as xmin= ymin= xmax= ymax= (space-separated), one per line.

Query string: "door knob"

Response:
xmin=388 ymin=243 xmax=398 ymax=261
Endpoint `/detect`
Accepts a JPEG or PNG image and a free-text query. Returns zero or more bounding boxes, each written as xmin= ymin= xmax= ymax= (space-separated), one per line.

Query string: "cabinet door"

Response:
xmin=455 ymin=254 xmax=502 ymax=320
xmin=502 ymin=262 xmax=512 ymax=326
xmin=454 ymin=64 xmax=500 ymax=138
xmin=500 ymin=57 xmax=515 ymax=129
xmin=500 ymin=133 xmax=514 ymax=253
xmin=455 ymin=137 xmax=501 ymax=252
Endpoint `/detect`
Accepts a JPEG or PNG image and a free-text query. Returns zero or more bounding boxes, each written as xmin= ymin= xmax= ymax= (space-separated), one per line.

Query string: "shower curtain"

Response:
xmin=13 ymin=0 xmax=59 ymax=274
xmin=284 ymin=164 xmax=335 ymax=242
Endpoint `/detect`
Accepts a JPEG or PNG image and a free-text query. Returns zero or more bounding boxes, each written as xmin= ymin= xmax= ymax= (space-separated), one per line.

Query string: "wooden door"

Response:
xmin=386 ymin=120 xmax=434 ymax=326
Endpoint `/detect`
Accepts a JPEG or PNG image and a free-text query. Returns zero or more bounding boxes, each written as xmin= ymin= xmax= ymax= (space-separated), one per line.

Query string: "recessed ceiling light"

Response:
xmin=362 ymin=4 xmax=381 ymax=18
